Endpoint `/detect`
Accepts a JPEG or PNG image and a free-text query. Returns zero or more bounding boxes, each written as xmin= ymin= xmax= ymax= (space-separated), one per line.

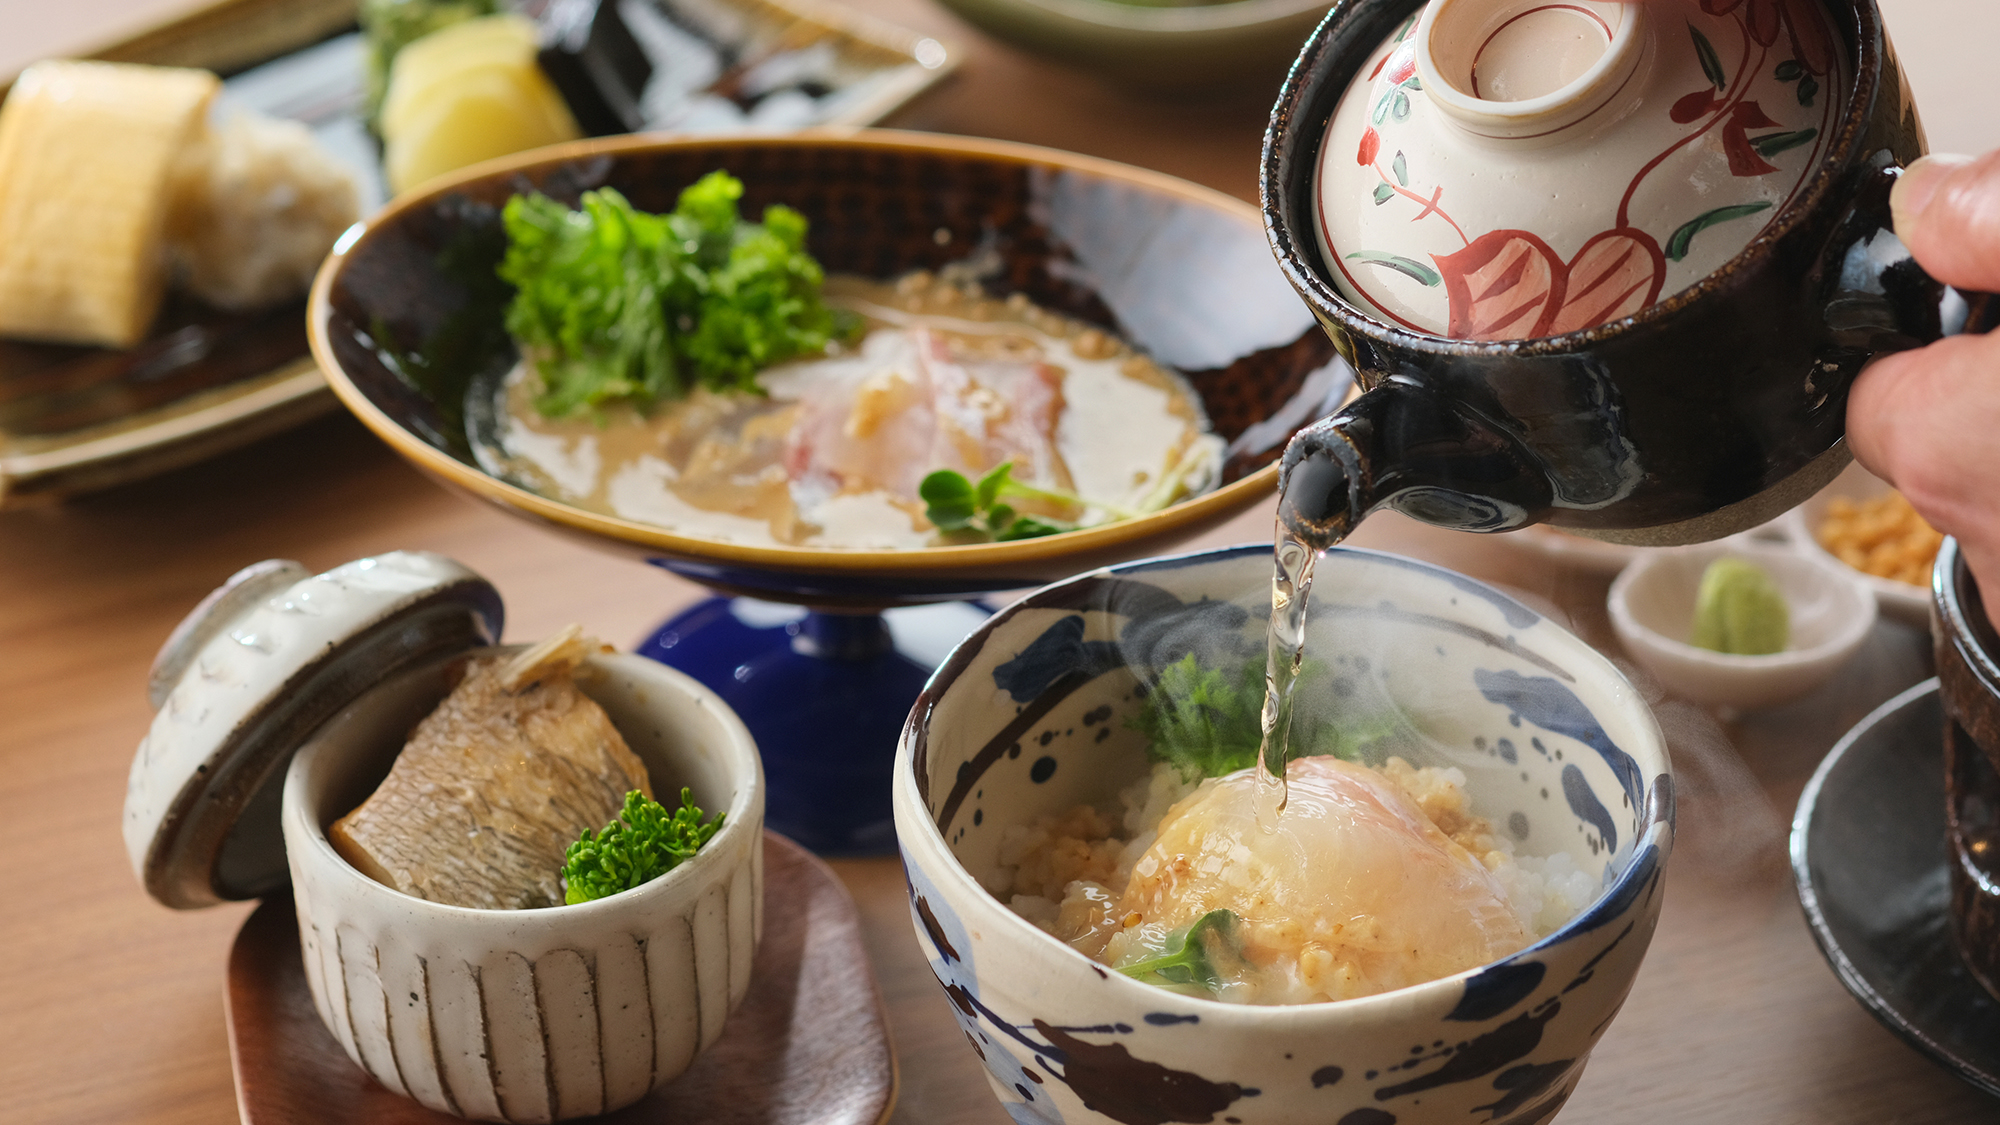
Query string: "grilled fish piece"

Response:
xmin=331 ymin=627 xmax=653 ymax=909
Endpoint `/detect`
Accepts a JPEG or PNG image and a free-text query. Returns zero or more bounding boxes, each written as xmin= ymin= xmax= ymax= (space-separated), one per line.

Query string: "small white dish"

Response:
xmin=284 ymin=644 xmax=765 ymax=1122
xmin=1608 ymin=539 xmax=1877 ymax=711
xmin=1779 ymin=460 xmax=1934 ymax=629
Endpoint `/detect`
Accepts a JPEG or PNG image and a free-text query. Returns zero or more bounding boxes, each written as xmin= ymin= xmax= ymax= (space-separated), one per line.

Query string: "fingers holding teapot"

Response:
xmin=1850 ymin=150 xmax=2000 ymax=628
xmin=1891 ymin=152 xmax=2000 ymax=295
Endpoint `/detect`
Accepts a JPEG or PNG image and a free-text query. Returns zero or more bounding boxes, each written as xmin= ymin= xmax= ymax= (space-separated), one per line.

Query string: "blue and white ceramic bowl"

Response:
xmin=894 ymin=545 xmax=1673 ymax=1125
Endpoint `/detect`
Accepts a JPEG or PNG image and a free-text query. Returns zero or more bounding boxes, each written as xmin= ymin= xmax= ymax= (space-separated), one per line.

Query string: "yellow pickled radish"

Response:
xmin=380 ymin=13 xmax=542 ymax=137
xmin=1690 ymin=557 xmax=1789 ymax=656
xmin=386 ymin=70 xmax=578 ymax=192
xmin=380 ymin=14 xmax=580 ymax=194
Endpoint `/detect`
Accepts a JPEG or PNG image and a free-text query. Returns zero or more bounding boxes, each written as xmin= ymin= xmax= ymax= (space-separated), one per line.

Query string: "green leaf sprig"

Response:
xmin=498 ymin=171 xmax=853 ymax=418
xmin=561 ymin=789 xmax=724 ymax=905
xmin=1117 ymin=909 xmax=1242 ymax=992
xmin=1128 ymin=652 xmax=1268 ymax=781
xmin=919 ymin=461 xmax=1140 ymax=542
xmin=1126 ymin=652 xmax=1404 ymax=782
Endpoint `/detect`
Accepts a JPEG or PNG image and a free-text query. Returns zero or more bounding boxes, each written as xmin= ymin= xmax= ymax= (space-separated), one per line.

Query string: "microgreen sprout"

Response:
xmin=1117 ymin=909 xmax=1242 ymax=992
xmin=920 ymin=461 xmax=1138 ymax=542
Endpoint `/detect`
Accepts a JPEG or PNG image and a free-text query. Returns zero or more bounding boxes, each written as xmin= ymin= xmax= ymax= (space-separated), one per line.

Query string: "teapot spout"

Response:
xmin=1276 ymin=416 xmax=1367 ymax=552
xmin=1278 ymin=377 xmax=1556 ymax=547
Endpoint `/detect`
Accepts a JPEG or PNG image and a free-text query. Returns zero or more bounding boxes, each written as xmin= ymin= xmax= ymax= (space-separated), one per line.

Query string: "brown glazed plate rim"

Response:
xmin=308 ymin=128 xmax=1284 ymax=578
xmin=1791 ymin=679 xmax=2000 ymax=1101
xmin=1259 ymin=0 xmax=1884 ymax=357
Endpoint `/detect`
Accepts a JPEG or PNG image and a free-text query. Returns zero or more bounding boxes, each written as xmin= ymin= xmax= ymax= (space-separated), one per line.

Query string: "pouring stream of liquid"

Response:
xmin=1256 ymin=531 xmax=1315 ymax=820
xmin=1255 ymin=449 xmax=1360 ymax=821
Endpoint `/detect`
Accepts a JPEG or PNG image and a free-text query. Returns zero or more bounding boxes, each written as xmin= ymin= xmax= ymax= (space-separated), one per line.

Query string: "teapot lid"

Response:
xmin=1315 ymin=0 xmax=1844 ymax=340
xmin=124 ymin=552 xmax=503 ymax=909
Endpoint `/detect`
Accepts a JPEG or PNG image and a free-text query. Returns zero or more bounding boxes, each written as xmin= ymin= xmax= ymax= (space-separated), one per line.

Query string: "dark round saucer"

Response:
xmin=1792 ymin=679 xmax=2000 ymax=1099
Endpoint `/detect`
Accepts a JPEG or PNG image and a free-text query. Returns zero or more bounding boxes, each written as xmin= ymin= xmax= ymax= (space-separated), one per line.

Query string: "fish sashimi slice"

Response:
xmin=1117 ymin=756 xmax=1528 ymax=1003
xmin=766 ymin=325 xmax=1067 ymax=502
xmin=926 ymin=328 xmax=1069 ymax=492
xmin=767 ymin=328 xmax=937 ymax=500
xmin=330 ymin=627 xmax=653 ymax=910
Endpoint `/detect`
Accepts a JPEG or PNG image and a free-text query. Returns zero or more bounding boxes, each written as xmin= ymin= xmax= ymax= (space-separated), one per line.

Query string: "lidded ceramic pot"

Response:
xmin=1318 ymin=0 xmax=1845 ymax=339
xmin=1262 ymin=0 xmax=1994 ymax=549
xmin=124 ymin=552 xmax=766 ymax=1123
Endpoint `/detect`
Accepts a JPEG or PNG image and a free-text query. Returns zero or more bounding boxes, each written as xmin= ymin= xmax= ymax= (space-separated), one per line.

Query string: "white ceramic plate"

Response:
xmin=1607 ymin=537 xmax=1877 ymax=712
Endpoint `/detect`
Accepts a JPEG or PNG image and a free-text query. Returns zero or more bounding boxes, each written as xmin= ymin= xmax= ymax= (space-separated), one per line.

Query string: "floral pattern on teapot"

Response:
xmin=1318 ymin=0 xmax=1845 ymax=340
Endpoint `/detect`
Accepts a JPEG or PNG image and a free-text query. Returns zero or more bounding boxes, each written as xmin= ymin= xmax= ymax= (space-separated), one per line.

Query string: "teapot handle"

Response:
xmin=1852 ymin=160 xmax=2000 ymax=340
xmin=1966 ymin=291 xmax=2000 ymax=335
xmin=1276 ymin=375 xmax=1553 ymax=548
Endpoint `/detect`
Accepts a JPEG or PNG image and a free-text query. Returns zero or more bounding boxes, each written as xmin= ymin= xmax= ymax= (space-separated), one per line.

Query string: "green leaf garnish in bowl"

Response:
xmin=1116 ymin=909 xmax=1243 ymax=993
xmin=561 ymin=788 xmax=725 ymax=904
xmin=498 ymin=170 xmax=851 ymax=418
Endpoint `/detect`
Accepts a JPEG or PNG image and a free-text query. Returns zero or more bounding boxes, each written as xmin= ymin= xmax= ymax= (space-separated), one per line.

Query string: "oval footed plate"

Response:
xmin=1792 ymin=679 xmax=2000 ymax=1101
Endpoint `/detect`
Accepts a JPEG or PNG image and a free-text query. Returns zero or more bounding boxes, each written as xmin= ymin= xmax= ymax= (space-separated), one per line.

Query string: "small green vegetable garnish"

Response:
xmin=1117 ymin=909 xmax=1242 ymax=992
xmin=920 ymin=461 xmax=1134 ymax=542
xmin=561 ymin=789 xmax=724 ymax=905
xmin=1127 ymin=652 xmax=1402 ymax=781
xmin=1690 ymin=557 xmax=1789 ymax=655
xmin=498 ymin=172 xmax=849 ymax=418
xmin=1128 ymin=652 xmax=1268 ymax=780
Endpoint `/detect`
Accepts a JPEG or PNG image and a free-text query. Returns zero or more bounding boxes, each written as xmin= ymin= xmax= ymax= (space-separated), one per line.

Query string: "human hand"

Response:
xmin=1847 ymin=152 xmax=2000 ymax=627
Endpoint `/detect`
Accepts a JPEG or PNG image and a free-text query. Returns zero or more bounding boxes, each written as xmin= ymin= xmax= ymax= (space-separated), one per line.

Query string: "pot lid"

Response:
xmin=124 ymin=551 xmax=503 ymax=909
xmin=1315 ymin=0 xmax=1845 ymax=339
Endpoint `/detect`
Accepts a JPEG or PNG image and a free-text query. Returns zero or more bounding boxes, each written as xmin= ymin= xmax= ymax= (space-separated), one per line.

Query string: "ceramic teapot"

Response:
xmin=1262 ymin=0 xmax=1996 ymax=548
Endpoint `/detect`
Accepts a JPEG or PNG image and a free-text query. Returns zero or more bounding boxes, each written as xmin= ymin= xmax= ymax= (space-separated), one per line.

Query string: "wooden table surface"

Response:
xmin=6 ymin=1 xmax=2000 ymax=1122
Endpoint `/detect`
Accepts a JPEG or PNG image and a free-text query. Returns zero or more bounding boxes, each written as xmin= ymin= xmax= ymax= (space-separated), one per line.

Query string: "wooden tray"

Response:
xmin=225 ymin=832 xmax=898 ymax=1124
